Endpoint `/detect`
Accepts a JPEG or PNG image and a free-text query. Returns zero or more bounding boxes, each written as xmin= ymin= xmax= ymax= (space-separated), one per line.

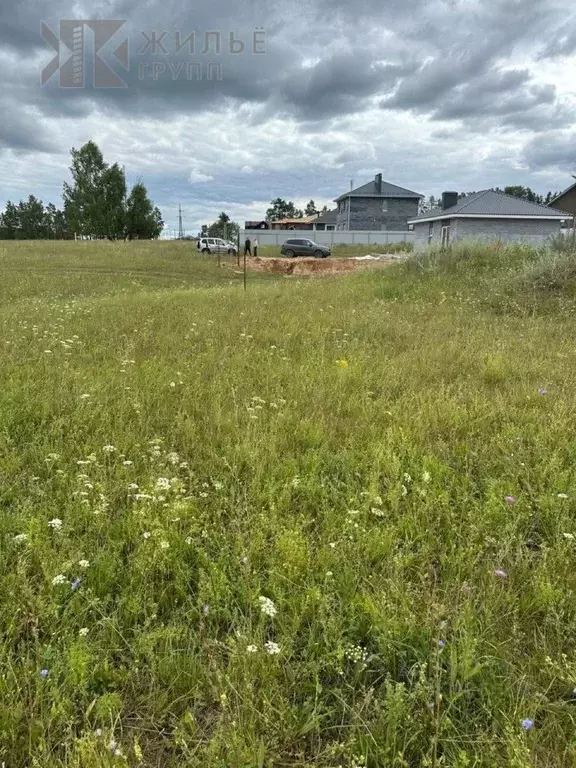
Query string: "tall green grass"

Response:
xmin=1 ymin=240 xmax=576 ymax=767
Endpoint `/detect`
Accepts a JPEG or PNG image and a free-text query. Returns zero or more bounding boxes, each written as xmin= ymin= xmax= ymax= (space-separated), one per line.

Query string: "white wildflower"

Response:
xmin=558 ymin=493 xmax=569 ymax=499
xmin=52 ymin=574 xmax=66 ymax=585
xmin=264 ymin=641 xmax=280 ymax=655
xmin=167 ymin=452 xmax=180 ymax=465
xmin=160 ymin=540 xmax=170 ymax=549
xmin=79 ymin=627 xmax=89 ymax=637
xmin=102 ymin=445 xmax=116 ymax=453
xmin=128 ymin=483 xmax=139 ymax=491
xmin=78 ymin=559 xmax=90 ymax=568
xmin=185 ymin=536 xmax=192 ymax=545
xmin=246 ymin=645 xmax=258 ymax=653
xmin=169 ymin=382 xmax=176 ymax=388
xmin=143 ymin=531 xmax=151 ymax=539
xmin=48 ymin=518 xmax=63 ymax=531
xmin=13 ymin=533 xmax=28 ymax=543
xmin=563 ymin=532 xmax=574 ymax=540
xmin=123 ymin=460 xmax=133 ymax=466
xmin=258 ymin=596 xmax=277 ymax=617
xmin=422 ymin=471 xmax=431 ymax=483
xmin=155 ymin=477 xmax=171 ymax=491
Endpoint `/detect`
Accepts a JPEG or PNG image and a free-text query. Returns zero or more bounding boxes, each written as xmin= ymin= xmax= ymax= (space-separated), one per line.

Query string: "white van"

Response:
xmin=197 ymin=237 xmax=237 ymax=255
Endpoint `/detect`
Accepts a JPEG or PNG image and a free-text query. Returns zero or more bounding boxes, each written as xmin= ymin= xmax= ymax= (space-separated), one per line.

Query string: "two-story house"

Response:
xmin=335 ymin=173 xmax=423 ymax=231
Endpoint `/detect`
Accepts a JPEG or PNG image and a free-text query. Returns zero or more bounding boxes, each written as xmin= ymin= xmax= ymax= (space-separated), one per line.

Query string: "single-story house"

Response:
xmin=311 ymin=209 xmax=337 ymax=231
xmin=244 ymin=220 xmax=269 ymax=229
xmin=549 ymin=181 xmax=576 ymax=219
xmin=408 ymin=190 xmax=569 ymax=247
xmin=269 ymin=215 xmax=319 ymax=230
xmin=334 ymin=173 xmax=423 ymax=231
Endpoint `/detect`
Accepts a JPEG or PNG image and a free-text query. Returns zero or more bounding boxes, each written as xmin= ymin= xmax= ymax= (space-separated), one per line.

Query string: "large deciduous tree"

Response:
xmin=126 ymin=181 xmax=163 ymax=240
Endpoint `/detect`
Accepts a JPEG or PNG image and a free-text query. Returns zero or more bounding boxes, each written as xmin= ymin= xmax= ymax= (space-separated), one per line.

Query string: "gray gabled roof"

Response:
xmin=314 ymin=208 xmax=337 ymax=224
xmin=408 ymin=189 xmax=569 ymax=224
xmin=335 ymin=179 xmax=422 ymax=202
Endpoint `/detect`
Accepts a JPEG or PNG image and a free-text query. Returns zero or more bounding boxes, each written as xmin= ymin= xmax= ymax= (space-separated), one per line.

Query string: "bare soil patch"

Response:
xmin=241 ymin=256 xmax=395 ymax=277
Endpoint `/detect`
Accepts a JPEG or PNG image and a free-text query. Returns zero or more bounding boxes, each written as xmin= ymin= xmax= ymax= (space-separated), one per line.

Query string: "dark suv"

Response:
xmin=280 ymin=238 xmax=331 ymax=258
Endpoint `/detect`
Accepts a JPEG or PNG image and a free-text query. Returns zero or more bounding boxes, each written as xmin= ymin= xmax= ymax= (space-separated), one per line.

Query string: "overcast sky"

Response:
xmin=0 ymin=0 xmax=575 ymax=234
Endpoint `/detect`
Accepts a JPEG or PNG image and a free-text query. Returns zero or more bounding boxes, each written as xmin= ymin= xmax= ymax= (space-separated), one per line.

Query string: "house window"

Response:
xmin=428 ymin=221 xmax=434 ymax=244
xmin=381 ymin=200 xmax=388 ymax=212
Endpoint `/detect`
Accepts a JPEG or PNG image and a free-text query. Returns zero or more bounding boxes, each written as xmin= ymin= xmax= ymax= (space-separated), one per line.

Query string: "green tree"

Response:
xmin=266 ymin=198 xmax=304 ymax=221
xmin=0 ymin=201 xmax=20 ymax=239
xmin=305 ymin=200 xmax=317 ymax=216
xmin=207 ymin=211 xmax=239 ymax=240
xmin=126 ymin=181 xmax=163 ymax=240
xmin=63 ymin=141 xmax=108 ymax=238
xmin=18 ymin=195 xmax=47 ymax=239
xmin=45 ymin=203 xmax=69 ymax=239
xmin=101 ymin=163 xmax=127 ymax=239
xmin=503 ymin=186 xmax=544 ymax=204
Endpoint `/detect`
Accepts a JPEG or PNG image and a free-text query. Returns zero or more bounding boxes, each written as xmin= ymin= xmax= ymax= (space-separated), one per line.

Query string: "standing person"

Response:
xmin=244 ymin=237 xmax=251 ymax=257
xmin=253 ymin=237 xmax=258 ymax=258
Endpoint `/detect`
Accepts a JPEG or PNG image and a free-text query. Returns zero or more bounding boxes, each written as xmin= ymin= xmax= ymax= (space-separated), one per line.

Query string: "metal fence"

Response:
xmin=240 ymin=229 xmax=415 ymax=246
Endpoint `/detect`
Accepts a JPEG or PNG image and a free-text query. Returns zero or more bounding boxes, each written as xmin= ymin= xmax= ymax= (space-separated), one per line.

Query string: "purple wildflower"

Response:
xmin=71 ymin=578 xmax=82 ymax=590
xmin=504 ymin=495 xmax=516 ymax=504
xmin=494 ymin=568 xmax=507 ymax=579
xmin=521 ymin=718 xmax=534 ymax=730
xmin=437 ymin=640 xmax=445 ymax=649
xmin=538 ymin=388 xmax=547 ymax=396
xmin=40 ymin=668 xmax=49 ymax=678
xmin=202 ymin=604 xmax=210 ymax=615
xmin=462 ymin=584 xmax=473 ymax=592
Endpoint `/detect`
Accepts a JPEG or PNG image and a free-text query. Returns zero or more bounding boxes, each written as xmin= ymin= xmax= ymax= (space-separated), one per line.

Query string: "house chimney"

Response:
xmin=442 ymin=191 xmax=458 ymax=210
xmin=375 ymin=173 xmax=382 ymax=194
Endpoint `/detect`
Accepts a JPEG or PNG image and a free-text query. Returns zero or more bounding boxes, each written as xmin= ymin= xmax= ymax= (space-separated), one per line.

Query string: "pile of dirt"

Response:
xmin=243 ymin=256 xmax=393 ymax=277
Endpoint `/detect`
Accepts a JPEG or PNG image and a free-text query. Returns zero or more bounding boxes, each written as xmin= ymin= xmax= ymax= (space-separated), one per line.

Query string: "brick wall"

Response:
xmin=413 ymin=217 xmax=561 ymax=246
xmin=336 ymin=197 xmax=419 ymax=231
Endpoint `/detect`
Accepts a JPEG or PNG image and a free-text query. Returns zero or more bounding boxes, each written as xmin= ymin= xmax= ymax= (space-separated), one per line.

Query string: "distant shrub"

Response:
xmin=402 ymin=241 xmax=539 ymax=275
xmin=516 ymin=247 xmax=576 ymax=293
xmin=386 ymin=241 xmax=414 ymax=254
xmin=548 ymin=232 xmax=576 ymax=254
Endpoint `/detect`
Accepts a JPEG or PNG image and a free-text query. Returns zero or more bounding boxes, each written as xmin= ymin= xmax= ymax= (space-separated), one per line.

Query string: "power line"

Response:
xmin=178 ymin=205 xmax=184 ymax=239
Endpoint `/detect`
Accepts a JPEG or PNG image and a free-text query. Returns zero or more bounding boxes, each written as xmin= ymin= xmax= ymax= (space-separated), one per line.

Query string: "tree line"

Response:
xmin=266 ymin=199 xmax=327 ymax=220
xmin=0 ymin=141 xmax=163 ymax=240
xmin=201 ymin=200 xmax=327 ymax=239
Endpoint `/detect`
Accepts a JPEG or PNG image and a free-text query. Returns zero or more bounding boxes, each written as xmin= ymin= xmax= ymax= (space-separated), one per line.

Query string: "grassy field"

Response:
xmin=1 ymin=239 xmax=576 ymax=767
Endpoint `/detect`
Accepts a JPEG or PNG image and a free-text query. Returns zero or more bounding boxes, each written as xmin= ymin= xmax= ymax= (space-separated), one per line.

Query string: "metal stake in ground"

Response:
xmin=243 ymin=249 xmax=247 ymax=291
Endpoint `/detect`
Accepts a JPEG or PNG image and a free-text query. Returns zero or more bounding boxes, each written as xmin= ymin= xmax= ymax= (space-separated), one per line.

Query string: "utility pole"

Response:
xmin=178 ymin=205 xmax=184 ymax=239
xmin=347 ymin=179 xmax=353 ymax=231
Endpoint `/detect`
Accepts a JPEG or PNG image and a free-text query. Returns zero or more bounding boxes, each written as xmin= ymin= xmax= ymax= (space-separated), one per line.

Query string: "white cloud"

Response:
xmin=189 ymin=169 xmax=215 ymax=183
